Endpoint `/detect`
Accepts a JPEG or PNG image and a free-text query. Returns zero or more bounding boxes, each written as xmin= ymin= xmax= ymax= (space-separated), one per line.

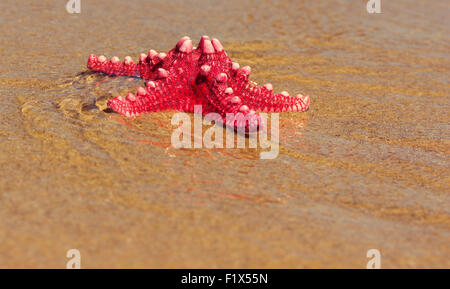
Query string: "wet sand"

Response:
xmin=0 ymin=0 xmax=449 ymax=268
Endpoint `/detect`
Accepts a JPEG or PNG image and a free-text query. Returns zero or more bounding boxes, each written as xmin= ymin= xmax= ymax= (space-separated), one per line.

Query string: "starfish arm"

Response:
xmin=108 ymin=76 xmax=196 ymax=117
xmin=195 ymin=71 xmax=261 ymax=131
xmin=87 ymin=54 xmax=140 ymax=77
xmin=192 ymin=37 xmax=261 ymax=131
xmin=232 ymin=73 xmax=310 ymax=113
xmin=203 ymin=62 xmax=310 ymax=113
xmin=140 ymin=37 xmax=197 ymax=80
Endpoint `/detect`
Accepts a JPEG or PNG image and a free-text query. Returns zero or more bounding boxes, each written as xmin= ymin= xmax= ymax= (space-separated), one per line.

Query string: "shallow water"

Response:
xmin=0 ymin=0 xmax=449 ymax=268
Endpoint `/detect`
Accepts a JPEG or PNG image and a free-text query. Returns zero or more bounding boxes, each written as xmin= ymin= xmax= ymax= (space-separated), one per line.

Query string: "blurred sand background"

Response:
xmin=0 ymin=0 xmax=449 ymax=268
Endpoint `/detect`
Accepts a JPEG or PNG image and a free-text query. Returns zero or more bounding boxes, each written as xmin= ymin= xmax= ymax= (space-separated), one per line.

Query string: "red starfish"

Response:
xmin=87 ymin=36 xmax=310 ymax=131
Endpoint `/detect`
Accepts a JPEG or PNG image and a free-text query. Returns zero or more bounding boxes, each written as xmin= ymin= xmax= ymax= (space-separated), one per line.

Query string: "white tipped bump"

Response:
xmin=137 ymin=87 xmax=146 ymax=96
xmin=239 ymin=105 xmax=249 ymax=112
xmin=211 ymin=38 xmax=224 ymax=52
xmin=299 ymin=94 xmax=310 ymax=106
xmin=126 ymin=93 xmax=136 ymax=101
xmin=280 ymin=91 xmax=289 ymax=96
xmin=202 ymin=39 xmax=215 ymax=54
xmin=232 ymin=62 xmax=240 ymax=71
xmin=139 ymin=53 xmax=147 ymax=62
xmin=117 ymin=96 xmax=125 ymax=102
xmin=200 ymin=36 xmax=210 ymax=44
xmin=264 ymin=83 xmax=273 ymax=91
xmin=230 ymin=96 xmax=241 ymax=104
xmin=111 ymin=56 xmax=120 ymax=63
xmin=216 ymin=73 xmax=228 ymax=83
xmin=158 ymin=68 xmax=169 ymax=79
xmin=98 ymin=55 xmax=107 ymax=62
xmin=197 ymin=36 xmax=210 ymax=51
xmin=225 ymin=87 xmax=233 ymax=95
xmin=242 ymin=66 xmax=251 ymax=76
xmin=124 ymin=56 xmax=133 ymax=64
xmin=126 ymin=111 xmax=131 ymax=117
xmin=146 ymin=81 xmax=156 ymax=88
xmin=176 ymin=36 xmax=190 ymax=48
xmin=179 ymin=39 xmax=193 ymax=53
xmin=200 ymin=65 xmax=211 ymax=76
xmin=157 ymin=53 xmax=167 ymax=60
xmin=149 ymin=49 xmax=158 ymax=59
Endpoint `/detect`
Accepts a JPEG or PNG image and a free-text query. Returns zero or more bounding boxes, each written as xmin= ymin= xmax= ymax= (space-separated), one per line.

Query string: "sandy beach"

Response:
xmin=0 ymin=0 xmax=449 ymax=268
